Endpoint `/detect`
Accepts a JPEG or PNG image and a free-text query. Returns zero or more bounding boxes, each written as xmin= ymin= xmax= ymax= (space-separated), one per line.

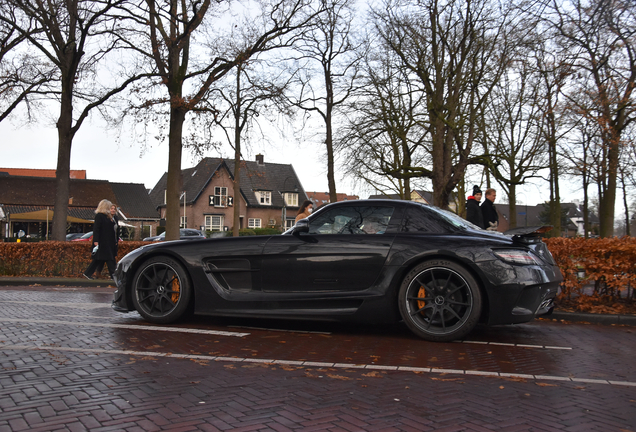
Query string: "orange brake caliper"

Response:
xmin=171 ymin=276 xmax=180 ymax=303
xmin=417 ymin=286 xmax=427 ymax=312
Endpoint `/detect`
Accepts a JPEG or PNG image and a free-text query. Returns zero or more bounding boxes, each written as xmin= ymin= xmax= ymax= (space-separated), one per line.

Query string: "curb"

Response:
xmin=0 ymin=277 xmax=115 ymax=288
xmin=548 ymin=311 xmax=636 ymax=326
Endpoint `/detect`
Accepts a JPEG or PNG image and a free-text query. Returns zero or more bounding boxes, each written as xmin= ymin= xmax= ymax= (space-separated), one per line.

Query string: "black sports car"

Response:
xmin=112 ymin=199 xmax=562 ymax=342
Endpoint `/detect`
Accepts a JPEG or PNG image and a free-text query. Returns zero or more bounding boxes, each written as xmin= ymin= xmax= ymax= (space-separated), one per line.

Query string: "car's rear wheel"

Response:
xmin=399 ymin=260 xmax=482 ymax=342
xmin=131 ymin=256 xmax=192 ymax=324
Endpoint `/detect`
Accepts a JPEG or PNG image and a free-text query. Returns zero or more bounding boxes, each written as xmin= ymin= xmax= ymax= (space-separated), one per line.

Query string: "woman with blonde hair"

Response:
xmin=83 ymin=199 xmax=119 ymax=279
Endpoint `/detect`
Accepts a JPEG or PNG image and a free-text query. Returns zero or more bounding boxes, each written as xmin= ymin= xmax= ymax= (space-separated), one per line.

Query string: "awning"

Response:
xmin=118 ymin=220 xmax=135 ymax=228
xmin=9 ymin=209 xmax=93 ymax=224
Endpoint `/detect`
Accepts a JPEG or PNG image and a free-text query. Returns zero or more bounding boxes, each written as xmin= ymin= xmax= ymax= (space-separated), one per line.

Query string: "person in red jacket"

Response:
xmin=465 ymin=185 xmax=484 ymax=228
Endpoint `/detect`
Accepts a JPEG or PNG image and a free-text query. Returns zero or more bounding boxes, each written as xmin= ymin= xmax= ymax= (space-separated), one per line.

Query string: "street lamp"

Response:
xmin=279 ymin=176 xmax=299 ymax=230
xmin=179 ymin=191 xmax=186 ymax=228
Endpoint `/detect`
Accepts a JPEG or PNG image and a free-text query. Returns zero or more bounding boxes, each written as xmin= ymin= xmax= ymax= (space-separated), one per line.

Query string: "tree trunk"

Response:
xmin=233 ymin=66 xmax=242 ymax=237
xmin=325 ymin=71 xmax=337 ymax=203
xmin=165 ymin=107 xmax=186 ymax=241
xmin=51 ymin=63 xmax=76 ymax=241
xmin=508 ymin=183 xmax=517 ymax=228
xmin=599 ymin=138 xmax=618 ymax=237
xmin=621 ymin=169 xmax=630 ymax=237
xmin=548 ymin=133 xmax=561 ymax=236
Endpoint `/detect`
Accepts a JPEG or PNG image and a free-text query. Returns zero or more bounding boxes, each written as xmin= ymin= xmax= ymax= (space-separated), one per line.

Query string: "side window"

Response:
xmin=308 ymin=206 xmax=394 ymax=235
xmin=400 ymin=207 xmax=450 ymax=234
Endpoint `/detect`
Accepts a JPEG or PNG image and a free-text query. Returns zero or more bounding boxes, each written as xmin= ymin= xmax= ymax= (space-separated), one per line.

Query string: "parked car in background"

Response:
xmin=112 ymin=199 xmax=563 ymax=342
xmin=71 ymin=231 xmax=122 ymax=242
xmin=66 ymin=233 xmax=85 ymax=241
xmin=71 ymin=232 xmax=94 ymax=242
xmin=143 ymin=229 xmax=206 ymax=242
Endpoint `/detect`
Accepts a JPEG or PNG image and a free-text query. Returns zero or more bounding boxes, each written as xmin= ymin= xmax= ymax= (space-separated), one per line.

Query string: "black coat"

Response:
xmin=465 ymin=197 xmax=484 ymax=229
xmin=92 ymin=213 xmax=118 ymax=261
xmin=481 ymin=198 xmax=499 ymax=229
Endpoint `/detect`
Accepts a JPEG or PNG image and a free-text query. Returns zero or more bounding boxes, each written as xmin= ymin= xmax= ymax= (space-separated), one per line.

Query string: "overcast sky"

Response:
xmin=0 ymin=115 xmax=579 ymax=207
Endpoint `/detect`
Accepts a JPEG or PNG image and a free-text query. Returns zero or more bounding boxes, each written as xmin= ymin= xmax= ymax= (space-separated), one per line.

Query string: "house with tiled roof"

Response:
xmin=0 ymin=175 xmax=160 ymax=239
xmin=306 ymin=191 xmax=359 ymax=209
xmin=149 ymin=155 xmax=308 ymax=232
xmin=497 ymin=201 xmax=599 ymax=237
xmin=0 ymin=168 xmax=87 ymax=179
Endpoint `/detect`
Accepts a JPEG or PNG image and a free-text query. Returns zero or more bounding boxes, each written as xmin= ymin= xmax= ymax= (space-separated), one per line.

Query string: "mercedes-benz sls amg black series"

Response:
xmin=112 ymin=199 xmax=562 ymax=342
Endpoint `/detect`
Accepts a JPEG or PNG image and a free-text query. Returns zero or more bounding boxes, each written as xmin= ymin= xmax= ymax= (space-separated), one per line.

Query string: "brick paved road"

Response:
xmin=0 ymin=286 xmax=634 ymax=431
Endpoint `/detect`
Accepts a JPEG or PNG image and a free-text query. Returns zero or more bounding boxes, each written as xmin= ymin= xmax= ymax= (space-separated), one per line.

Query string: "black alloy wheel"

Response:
xmin=131 ymin=256 xmax=192 ymax=324
xmin=399 ymin=260 xmax=482 ymax=342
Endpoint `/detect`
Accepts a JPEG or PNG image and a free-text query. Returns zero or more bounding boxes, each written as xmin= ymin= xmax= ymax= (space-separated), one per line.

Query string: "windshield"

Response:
xmin=421 ymin=205 xmax=483 ymax=231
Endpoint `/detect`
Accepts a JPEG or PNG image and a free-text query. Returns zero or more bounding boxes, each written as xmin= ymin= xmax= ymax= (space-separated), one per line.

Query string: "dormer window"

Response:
xmin=254 ymin=190 xmax=272 ymax=205
xmin=284 ymin=193 xmax=298 ymax=207
xmin=210 ymin=187 xmax=229 ymax=207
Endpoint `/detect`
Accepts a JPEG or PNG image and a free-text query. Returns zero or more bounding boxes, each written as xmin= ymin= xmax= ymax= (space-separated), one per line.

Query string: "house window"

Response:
xmin=284 ymin=193 xmax=298 ymax=207
xmin=248 ymin=218 xmax=262 ymax=228
xmin=141 ymin=225 xmax=151 ymax=239
xmin=254 ymin=190 xmax=272 ymax=205
xmin=210 ymin=187 xmax=228 ymax=207
xmin=180 ymin=216 xmax=187 ymax=228
xmin=205 ymin=215 xmax=224 ymax=232
xmin=285 ymin=219 xmax=295 ymax=229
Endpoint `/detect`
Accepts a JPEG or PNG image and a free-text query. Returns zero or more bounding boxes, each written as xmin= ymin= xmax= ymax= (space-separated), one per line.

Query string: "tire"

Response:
xmin=131 ymin=256 xmax=192 ymax=324
xmin=398 ymin=260 xmax=482 ymax=342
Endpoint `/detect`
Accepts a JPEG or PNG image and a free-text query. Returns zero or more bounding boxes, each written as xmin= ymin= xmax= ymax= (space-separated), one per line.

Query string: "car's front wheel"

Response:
xmin=131 ymin=256 xmax=192 ymax=324
xmin=398 ymin=260 xmax=482 ymax=342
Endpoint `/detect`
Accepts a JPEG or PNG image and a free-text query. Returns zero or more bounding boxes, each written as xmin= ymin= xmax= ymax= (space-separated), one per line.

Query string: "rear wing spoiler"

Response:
xmin=504 ymin=226 xmax=553 ymax=243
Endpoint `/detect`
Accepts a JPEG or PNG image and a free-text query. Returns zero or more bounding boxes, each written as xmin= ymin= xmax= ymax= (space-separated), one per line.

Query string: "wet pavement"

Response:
xmin=0 ymin=285 xmax=634 ymax=431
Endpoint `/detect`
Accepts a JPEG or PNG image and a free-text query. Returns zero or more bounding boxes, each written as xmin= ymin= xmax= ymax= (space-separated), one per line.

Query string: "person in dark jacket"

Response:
xmin=481 ymin=188 xmax=499 ymax=231
xmin=465 ymin=185 xmax=484 ymax=228
xmin=83 ymin=199 xmax=119 ymax=279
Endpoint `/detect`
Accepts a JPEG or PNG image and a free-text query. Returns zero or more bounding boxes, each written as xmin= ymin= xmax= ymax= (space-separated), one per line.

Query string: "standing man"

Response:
xmin=481 ymin=188 xmax=499 ymax=231
xmin=465 ymin=185 xmax=485 ymax=228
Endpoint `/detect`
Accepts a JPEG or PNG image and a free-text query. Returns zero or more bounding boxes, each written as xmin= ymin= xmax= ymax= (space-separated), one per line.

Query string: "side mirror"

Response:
xmin=292 ymin=219 xmax=309 ymax=235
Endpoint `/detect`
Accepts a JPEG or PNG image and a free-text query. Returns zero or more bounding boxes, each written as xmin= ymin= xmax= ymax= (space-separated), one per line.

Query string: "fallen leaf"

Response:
xmin=327 ymin=374 xmax=352 ymax=381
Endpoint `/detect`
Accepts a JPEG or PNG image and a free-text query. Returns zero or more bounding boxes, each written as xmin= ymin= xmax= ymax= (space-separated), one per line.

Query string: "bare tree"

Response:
xmin=287 ymin=0 xmax=363 ymax=203
xmin=117 ymin=0 xmax=319 ymax=240
xmin=481 ymin=58 xmax=547 ymax=227
xmin=0 ymin=0 xmax=146 ymax=240
xmin=372 ymin=0 xmax=521 ymax=209
xmin=530 ymin=34 xmax=576 ymax=237
xmin=0 ymin=6 xmax=52 ymax=122
xmin=545 ymin=0 xmax=636 ymax=237
xmin=342 ymin=48 xmax=430 ymax=198
xmin=562 ymin=119 xmax=602 ymax=238
xmin=204 ymin=60 xmax=293 ymax=236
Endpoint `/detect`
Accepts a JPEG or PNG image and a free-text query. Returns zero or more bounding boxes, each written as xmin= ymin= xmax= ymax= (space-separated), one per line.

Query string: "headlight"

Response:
xmin=493 ymin=249 xmax=542 ymax=265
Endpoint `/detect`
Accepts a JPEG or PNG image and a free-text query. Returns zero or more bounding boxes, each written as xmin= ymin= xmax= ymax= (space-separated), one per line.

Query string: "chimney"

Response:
xmin=256 ymin=154 xmax=264 ymax=166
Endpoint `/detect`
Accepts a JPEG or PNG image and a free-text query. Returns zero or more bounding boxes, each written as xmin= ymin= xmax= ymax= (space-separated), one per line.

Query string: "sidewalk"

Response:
xmin=1 ymin=276 xmax=635 ymax=326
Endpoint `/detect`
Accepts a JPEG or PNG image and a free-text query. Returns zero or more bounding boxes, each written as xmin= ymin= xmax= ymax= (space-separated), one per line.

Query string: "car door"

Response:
xmin=260 ymin=205 xmax=397 ymax=292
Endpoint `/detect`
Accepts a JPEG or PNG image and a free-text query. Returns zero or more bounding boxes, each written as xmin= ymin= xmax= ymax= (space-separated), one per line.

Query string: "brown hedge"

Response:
xmin=544 ymin=237 xmax=636 ymax=306
xmin=0 ymin=241 xmax=148 ymax=277
xmin=1 ymin=238 xmax=635 ymax=308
